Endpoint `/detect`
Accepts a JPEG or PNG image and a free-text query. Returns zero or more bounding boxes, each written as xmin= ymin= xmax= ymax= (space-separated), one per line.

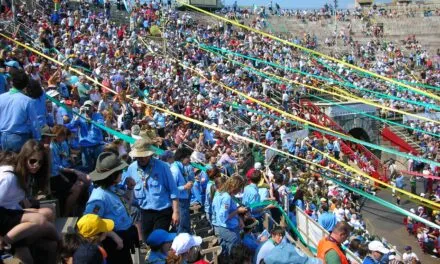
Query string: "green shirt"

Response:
xmin=325 ymin=249 xmax=342 ymax=264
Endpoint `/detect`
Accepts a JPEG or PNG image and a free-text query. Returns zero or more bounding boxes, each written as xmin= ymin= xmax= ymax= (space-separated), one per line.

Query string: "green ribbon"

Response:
xmin=200 ymin=43 xmax=440 ymax=111
xmin=202 ymin=44 xmax=440 ymax=138
xmin=227 ymin=101 xmax=440 ymax=167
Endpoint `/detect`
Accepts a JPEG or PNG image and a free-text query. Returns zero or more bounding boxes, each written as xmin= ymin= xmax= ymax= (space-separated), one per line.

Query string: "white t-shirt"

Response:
xmin=0 ymin=166 xmax=25 ymax=210
xmin=402 ymin=252 xmax=418 ymax=264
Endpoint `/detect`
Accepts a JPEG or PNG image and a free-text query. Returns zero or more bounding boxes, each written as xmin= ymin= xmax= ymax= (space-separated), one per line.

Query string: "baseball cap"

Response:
xmin=254 ymin=162 xmax=262 ymax=170
xmin=5 ymin=60 xmax=20 ymax=69
xmin=146 ymin=229 xmax=176 ymax=247
xmin=368 ymin=241 xmax=389 ymax=254
xmin=77 ymin=214 xmax=114 ymax=238
xmin=73 ymin=243 xmax=103 ymax=264
xmin=171 ymin=233 xmax=202 ymax=256
xmin=83 ymin=100 xmax=94 ymax=107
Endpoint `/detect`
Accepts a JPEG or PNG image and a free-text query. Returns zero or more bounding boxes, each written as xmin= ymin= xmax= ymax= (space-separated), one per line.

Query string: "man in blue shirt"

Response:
xmin=69 ymin=100 xmax=104 ymax=172
xmin=170 ymin=148 xmax=194 ymax=234
xmin=318 ymin=204 xmax=337 ymax=232
xmin=0 ymin=68 xmax=39 ymax=152
xmin=124 ymin=139 xmax=179 ymax=240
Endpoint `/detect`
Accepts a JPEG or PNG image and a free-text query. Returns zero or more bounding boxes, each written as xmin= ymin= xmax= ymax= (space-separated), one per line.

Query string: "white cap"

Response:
xmin=368 ymin=241 xmax=389 ymax=254
xmin=171 ymin=233 xmax=202 ymax=256
xmin=254 ymin=162 xmax=262 ymax=170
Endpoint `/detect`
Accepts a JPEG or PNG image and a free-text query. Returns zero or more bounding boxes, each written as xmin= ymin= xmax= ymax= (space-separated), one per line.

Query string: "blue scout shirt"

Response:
xmin=204 ymin=180 xmax=215 ymax=216
xmin=211 ymin=191 xmax=239 ymax=230
xmin=242 ymin=183 xmax=261 ymax=217
xmin=191 ymin=170 xmax=208 ymax=205
xmin=70 ymin=112 xmax=104 ymax=147
xmin=243 ymin=233 xmax=260 ymax=252
xmin=31 ymin=93 xmax=47 ymax=128
xmin=49 ymin=141 xmax=68 ymax=177
xmin=170 ymin=161 xmax=194 ymax=200
xmin=84 ymin=186 xmax=132 ymax=231
xmin=0 ymin=88 xmax=39 ymax=138
xmin=146 ymin=251 xmax=167 ymax=264
xmin=123 ymin=158 xmax=178 ymax=211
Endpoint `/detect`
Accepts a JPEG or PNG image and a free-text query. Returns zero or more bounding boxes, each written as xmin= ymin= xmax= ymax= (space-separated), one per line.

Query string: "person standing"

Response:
xmin=84 ymin=152 xmax=138 ymax=264
xmin=0 ymin=68 xmax=39 ymax=152
xmin=318 ymin=204 xmax=337 ymax=232
xmin=170 ymin=147 xmax=194 ymax=234
xmin=124 ymin=139 xmax=179 ymax=239
xmin=317 ymin=221 xmax=352 ymax=264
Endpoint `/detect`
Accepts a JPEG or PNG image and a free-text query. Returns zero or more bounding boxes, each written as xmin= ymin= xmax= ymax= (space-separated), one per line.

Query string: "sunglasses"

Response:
xmin=29 ymin=159 xmax=43 ymax=165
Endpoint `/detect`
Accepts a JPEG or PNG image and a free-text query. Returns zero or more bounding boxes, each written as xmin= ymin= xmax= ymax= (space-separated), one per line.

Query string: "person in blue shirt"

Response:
xmin=69 ymin=100 xmax=104 ymax=172
xmin=0 ymin=62 xmax=7 ymax=94
xmin=242 ymin=218 xmax=267 ymax=254
xmin=153 ymin=111 xmax=166 ymax=137
xmin=242 ymin=170 xmax=274 ymax=232
xmin=84 ymin=152 xmax=138 ymax=264
xmin=190 ymin=168 xmax=207 ymax=206
xmin=362 ymin=240 xmax=390 ymax=264
xmin=204 ymin=167 xmax=222 ymax=223
xmin=170 ymin=147 xmax=194 ymax=234
xmin=145 ymin=229 xmax=176 ymax=264
xmin=25 ymin=79 xmax=47 ymax=129
xmin=49 ymin=125 xmax=89 ymax=217
xmin=211 ymin=175 xmax=247 ymax=256
xmin=318 ymin=204 xmax=337 ymax=232
xmin=123 ymin=139 xmax=179 ymax=240
xmin=0 ymin=68 xmax=39 ymax=152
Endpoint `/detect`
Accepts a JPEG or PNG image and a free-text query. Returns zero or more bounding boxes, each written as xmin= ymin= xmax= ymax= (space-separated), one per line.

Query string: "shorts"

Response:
xmin=0 ymin=207 xmax=24 ymax=236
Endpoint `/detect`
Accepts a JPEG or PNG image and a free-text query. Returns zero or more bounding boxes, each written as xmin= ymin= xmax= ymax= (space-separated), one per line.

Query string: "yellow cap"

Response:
xmin=77 ymin=214 xmax=114 ymax=238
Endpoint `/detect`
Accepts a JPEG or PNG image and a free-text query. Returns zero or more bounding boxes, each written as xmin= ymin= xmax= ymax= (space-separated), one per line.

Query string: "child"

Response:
xmin=76 ymin=214 xmax=123 ymax=263
xmin=145 ymin=229 xmax=176 ymax=264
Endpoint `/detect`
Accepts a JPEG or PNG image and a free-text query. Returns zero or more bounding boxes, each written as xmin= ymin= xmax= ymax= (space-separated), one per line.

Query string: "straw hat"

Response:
xmin=129 ymin=139 xmax=155 ymax=158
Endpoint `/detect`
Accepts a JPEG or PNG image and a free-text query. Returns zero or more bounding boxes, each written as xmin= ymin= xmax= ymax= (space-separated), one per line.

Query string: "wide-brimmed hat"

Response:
xmin=89 ymin=152 xmax=128 ymax=181
xmin=129 ymin=139 xmax=155 ymax=158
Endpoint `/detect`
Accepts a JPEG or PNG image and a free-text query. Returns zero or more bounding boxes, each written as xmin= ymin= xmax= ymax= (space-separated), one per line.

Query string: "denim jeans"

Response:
xmin=215 ymin=226 xmax=240 ymax=256
xmin=0 ymin=132 xmax=31 ymax=153
xmin=178 ymin=198 xmax=191 ymax=234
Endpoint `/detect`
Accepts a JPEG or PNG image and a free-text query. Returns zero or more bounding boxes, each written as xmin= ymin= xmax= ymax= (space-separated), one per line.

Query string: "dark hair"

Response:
xmin=349 ymin=238 xmax=361 ymax=252
xmin=270 ymin=226 xmax=284 ymax=237
xmin=207 ymin=167 xmax=221 ymax=180
xmin=25 ymin=78 xmax=43 ymax=99
xmin=93 ymin=170 xmax=122 ymax=189
xmin=321 ymin=204 xmax=329 ymax=212
xmin=357 ymin=243 xmax=369 ymax=259
xmin=186 ymin=246 xmax=202 ymax=263
xmin=250 ymin=170 xmax=262 ymax=184
xmin=228 ymin=244 xmax=253 ymax=264
xmin=0 ymin=151 xmax=17 ymax=166
xmin=58 ymin=233 xmax=85 ymax=264
xmin=210 ymin=176 xmax=226 ymax=202
xmin=9 ymin=68 xmax=29 ymax=90
xmin=174 ymin=147 xmax=192 ymax=162
xmin=332 ymin=221 xmax=353 ymax=235
xmin=16 ymin=139 xmax=50 ymax=193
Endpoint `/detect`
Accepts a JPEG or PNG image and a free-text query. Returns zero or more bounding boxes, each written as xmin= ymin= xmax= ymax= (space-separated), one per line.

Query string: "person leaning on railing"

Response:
xmin=317 ymin=221 xmax=353 ymax=264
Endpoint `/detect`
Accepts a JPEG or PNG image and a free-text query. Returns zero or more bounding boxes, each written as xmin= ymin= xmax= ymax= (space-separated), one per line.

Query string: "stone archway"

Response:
xmin=349 ymin=127 xmax=371 ymax=143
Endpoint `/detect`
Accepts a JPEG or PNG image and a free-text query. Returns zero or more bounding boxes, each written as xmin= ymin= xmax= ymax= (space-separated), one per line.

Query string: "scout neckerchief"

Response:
xmin=9 ymin=87 xmax=21 ymax=94
xmin=138 ymin=158 xmax=155 ymax=190
xmin=107 ymin=186 xmax=131 ymax=220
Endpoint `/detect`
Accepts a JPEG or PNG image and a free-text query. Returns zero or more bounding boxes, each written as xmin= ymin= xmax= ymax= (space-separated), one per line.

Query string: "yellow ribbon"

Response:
xmin=176 ymin=0 xmax=440 ymax=102
xmin=196 ymin=44 xmax=440 ymax=125
xmin=2 ymin=32 xmax=438 ymax=211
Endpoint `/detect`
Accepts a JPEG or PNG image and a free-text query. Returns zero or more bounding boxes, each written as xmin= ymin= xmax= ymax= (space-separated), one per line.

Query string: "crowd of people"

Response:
xmin=0 ymin=0 xmax=438 ymax=263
